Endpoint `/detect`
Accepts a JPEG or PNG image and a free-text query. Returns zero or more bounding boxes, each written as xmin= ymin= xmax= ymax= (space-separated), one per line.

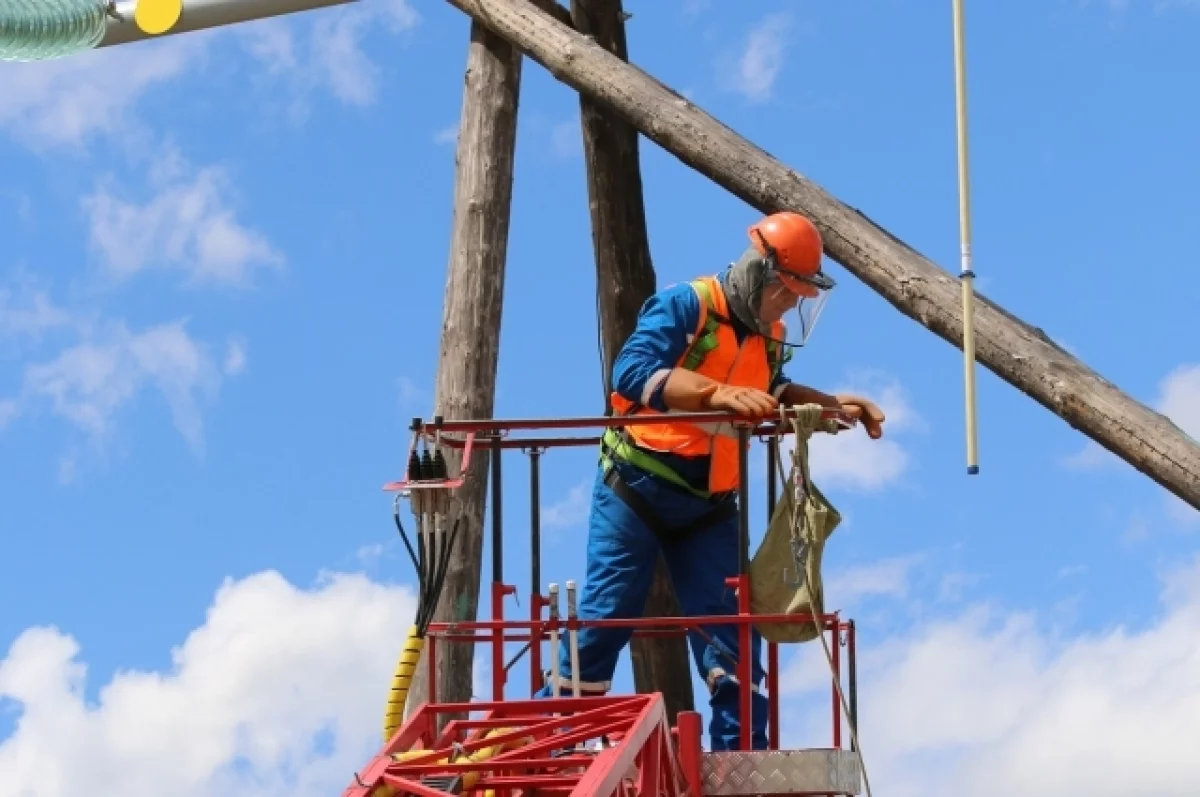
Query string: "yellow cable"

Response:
xmin=382 ymin=625 xmax=424 ymax=743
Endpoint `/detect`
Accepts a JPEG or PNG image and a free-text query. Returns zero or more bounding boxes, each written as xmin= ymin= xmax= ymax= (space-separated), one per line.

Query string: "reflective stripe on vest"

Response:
xmin=606 ymin=275 xmax=784 ymax=495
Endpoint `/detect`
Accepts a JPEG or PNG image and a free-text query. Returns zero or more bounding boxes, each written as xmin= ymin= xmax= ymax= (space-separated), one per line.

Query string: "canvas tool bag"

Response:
xmin=749 ymin=404 xmax=843 ymax=643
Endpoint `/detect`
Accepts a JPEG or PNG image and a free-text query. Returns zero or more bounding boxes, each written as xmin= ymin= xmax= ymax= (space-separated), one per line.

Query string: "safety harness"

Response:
xmin=599 ymin=277 xmax=790 ymax=541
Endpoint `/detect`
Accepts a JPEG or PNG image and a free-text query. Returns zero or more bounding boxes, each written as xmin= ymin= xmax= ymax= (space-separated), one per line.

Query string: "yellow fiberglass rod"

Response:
xmin=952 ymin=0 xmax=980 ymax=475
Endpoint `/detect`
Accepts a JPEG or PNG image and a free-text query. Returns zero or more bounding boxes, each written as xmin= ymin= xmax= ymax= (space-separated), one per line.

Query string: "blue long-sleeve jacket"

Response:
xmin=609 ymin=268 xmax=793 ymax=494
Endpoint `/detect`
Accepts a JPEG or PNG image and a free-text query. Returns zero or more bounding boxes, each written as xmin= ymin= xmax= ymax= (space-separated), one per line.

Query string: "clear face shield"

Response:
xmin=757 ymin=263 xmax=835 ymax=348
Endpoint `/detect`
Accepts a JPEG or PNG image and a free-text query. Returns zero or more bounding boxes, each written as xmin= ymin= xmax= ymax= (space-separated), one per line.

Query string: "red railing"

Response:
xmin=383 ymin=410 xmax=859 ymax=754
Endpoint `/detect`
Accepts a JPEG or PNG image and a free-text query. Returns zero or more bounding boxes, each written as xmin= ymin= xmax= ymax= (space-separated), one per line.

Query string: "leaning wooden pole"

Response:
xmin=440 ymin=0 xmax=1200 ymax=509
xmin=570 ymin=0 xmax=694 ymax=723
xmin=402 ymin=16 xmax=523 ymax=724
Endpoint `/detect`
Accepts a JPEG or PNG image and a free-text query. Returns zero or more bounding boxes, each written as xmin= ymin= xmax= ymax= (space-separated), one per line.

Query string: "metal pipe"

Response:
xmin=548 ymin=583 xmax=560 ymax=699
xmin=491 ymin=436 xmax=502 ymax=584
xmin=767 ymin=642 xmax=779 ymax=750
xmin=98 ymin=0 xmax=356 ymax=48
xmin=415 ymin=409 xmax=848 ymax=436
xmin=766 ymin=428 xmax=780 ymax=749
xmin=432 ymin=435 xmax=602 ymax=451
xmin=490 ymin=582 xmax=510 ymax=700
xmin=766 ymin=436 xmax=777 ymax=515
xmin=734 ymin=575 xmax=752 ymax=752
xmin=951 ymin=0 xmax=981 ymax=475
xmin=677 ymin=711 xmax=704 ymax=796
xmin=848 ymin=620 xmax=858 ymax=753
xmin=738 ymin=424 xmax=750 ymax=574
xmin=831 ymin=622 xmax=842 ymax=749
xmin=566 ymin=580 xmax=581 ymax=698
xmin=527 ymin=447 xmax=544 ymax=696
xmin=426 ymin=611 xmax=840 ymax=632
xmin=736 ymin=425 xmax=753 ymax=751
xmin=529 ymin=448 xmax=542 ymax=594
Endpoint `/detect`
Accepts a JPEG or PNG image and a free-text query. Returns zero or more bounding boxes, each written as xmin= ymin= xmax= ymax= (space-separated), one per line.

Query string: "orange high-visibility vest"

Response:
xmin=607 ymin=275 xmax=788 ymax=496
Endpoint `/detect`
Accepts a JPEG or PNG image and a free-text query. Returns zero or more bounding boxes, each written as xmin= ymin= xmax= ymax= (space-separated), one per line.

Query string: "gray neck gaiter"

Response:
xmin=723 ymin=246 xmax=771 ymax=336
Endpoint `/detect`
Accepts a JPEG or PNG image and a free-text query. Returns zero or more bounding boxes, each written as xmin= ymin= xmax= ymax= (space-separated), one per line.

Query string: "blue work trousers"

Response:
xmin=535 ymin=458 xmax=769 ymax=750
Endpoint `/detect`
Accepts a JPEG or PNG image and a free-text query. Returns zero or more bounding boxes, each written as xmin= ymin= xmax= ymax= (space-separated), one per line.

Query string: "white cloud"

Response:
xmin=0 ymin=283 xmax=245 ymax=464
xmin=725 ymin=13 xmax=790 ymax=103
xmin=542 ymin=478 xmax=592 ymax=533
xmin=6 ymin=553 xmax=1199 ymax=796
xmin=0 ymin=38 xmax=201 ymax=149
xmin=938 ymin=570 xmax=986 ymax=602
xmin=223 ymin=339 xmax=247 ymax=376
xmin=0 ymin=569 xmax=418 ymax=797
xmin=1064 ymin=362 xmax=1199 ymax=475
xmin=776 ymin=553 xmax=922 ymax=697
xmin=396 ymin=377 xmax=424 ymax=410
xmin=1167 ymin=495 xmax=1199 ymax=527
xmin=433 ymin=123 xmax=459 ymax=145
xmin=780 ymin=553 xmax=1200 ymax=797
xmin=4 ymin=307 xmax=237 ymax=459
xmin=239 ymin=0 xmax=419 ymax=112
xmin=1060 ymin=363 xmax=1199 ymax=526
xmin=1057 ymin=564 xmax=1088 ymax=579
xmin=355 ymin=543 xmax=385 ymax=566
xmin=0 ymin=400 xmax=17 ymax=429
xmin=240 ymin=18 xmax=299 ymax=75
xmin=0 ymin=282 xmax=81 ymax=345
xmin=1151 ymin=364 xmax=1199 ymax=525
xmin=828 ymin=554 xmax=922 ymax=607
xmin=776 ymin=372 xmax=919 ymax=493
xmin=83 ymin=151 xmax=283 ymax=288
xmin=1157 ymin=363 xmax=1200 ymax=441
xmin=1061 ymin=440 xmax=1123 ymax=471
xmin=473 ymin=650 xmax=490 ymax=702
xmin=0 ymin=0 xmax=419 ymax=150
xmin=550 ymin=117 xmax=580 ymax=159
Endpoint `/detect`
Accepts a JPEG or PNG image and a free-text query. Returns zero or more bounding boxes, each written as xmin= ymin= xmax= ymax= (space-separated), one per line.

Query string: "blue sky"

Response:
xmin=1 ymin=0 xmax=1199 ymax=794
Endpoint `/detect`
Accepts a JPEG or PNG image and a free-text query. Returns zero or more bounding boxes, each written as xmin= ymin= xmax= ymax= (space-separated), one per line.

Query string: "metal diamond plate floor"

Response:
xmin=700 ymin=749 xmax=862 ymax=795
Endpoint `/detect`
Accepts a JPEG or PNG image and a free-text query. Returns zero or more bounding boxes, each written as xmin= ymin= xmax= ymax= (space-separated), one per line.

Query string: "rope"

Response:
xmin=774 ymin=405 xmax=874 ymax=797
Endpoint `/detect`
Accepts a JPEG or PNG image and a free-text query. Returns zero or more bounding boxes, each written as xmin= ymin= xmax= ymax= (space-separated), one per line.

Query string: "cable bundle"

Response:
xmin=381 ymin=429 xmax=461 ymax=742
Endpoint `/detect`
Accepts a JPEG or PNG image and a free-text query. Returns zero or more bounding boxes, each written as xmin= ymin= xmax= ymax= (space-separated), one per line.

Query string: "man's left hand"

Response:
xmin=835 ymin=393 xmax=885 ymax=439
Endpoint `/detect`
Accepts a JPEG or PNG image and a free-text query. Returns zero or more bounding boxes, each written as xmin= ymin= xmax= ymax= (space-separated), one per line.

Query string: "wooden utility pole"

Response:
xmin=402 ymin=16 xmax=524 ymax=723
xmin=569 ymin=0 xmax=694 ymax=723
xmin=439 ymin=0 xmax=1200 ymax=509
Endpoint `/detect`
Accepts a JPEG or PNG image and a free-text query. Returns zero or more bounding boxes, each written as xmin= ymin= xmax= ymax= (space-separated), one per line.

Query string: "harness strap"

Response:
xmin=602 ymin=462 xmax=737 ymax=544
xmin=601 ymin=427 xmax=714 ymax=499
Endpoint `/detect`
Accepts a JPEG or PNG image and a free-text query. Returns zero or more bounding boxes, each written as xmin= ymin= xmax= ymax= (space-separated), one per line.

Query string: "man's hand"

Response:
xmin=704 ymin=384 xmax=779 ymax=418
xmin=835 ymin=393 xmax=886 ymax=439
xmin=776 ymin=383 xmax=886 ymax=438
xmin=663 ymin=369 xmax=779 ymax=417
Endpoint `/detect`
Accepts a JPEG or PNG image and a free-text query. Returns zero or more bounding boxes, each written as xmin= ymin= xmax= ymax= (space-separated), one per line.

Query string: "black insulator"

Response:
xmin=432 ymin=449 xmax=448 ymax=479
xmin=407 ymin=450 xmax=422 ymax=481
xmin=421 ymin=448 xmax=434 ymax=479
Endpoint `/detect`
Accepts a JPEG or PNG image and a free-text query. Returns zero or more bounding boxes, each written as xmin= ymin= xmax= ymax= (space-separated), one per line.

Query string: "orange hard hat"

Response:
xmin=747 ymin=211 xmax=829 ymax=297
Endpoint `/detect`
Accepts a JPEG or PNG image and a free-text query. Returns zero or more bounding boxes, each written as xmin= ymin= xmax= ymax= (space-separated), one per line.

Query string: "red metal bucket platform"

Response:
xmin=343 ymin=693 xmax=861 ymax=797
xmin=343 ymin=694 xmax=692 ymax=797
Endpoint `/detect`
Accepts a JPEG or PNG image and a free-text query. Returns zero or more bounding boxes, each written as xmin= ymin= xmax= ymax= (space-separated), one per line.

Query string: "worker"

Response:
xmin=535 ymin=211 xmax=886 ymax=751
